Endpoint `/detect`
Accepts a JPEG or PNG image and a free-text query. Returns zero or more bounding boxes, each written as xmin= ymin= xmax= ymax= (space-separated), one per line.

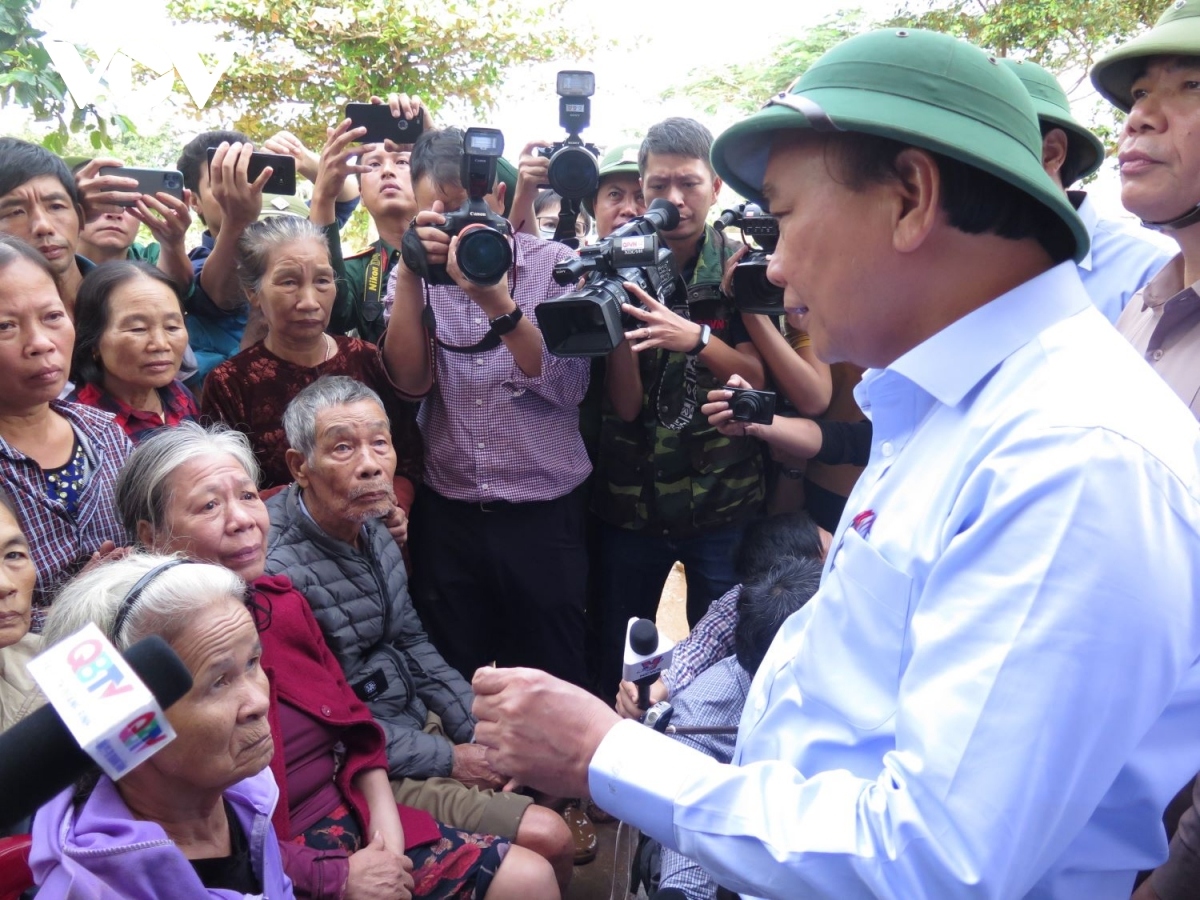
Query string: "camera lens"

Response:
xmin=731 ymin=393 xmax=764 ymax=422
xmin=733 ymin=259 xmax=785 ymax=314
xmin=457 ymin=228 xmax=513 ymax=286
xmin=548 ymin=147 xmax=599 ymax=200
xmin=165 ymin=173 xmax=182 ymax=189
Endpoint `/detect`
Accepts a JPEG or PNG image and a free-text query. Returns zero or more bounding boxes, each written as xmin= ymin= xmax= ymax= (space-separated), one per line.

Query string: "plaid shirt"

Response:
xmin=385 ymin=232 xmax=591 ymax=503
xmin=69 ymin=380 xmax=199 ymax=445
xmin=0 ymin=401 xmax=132 ymax=612
xmin=662 ymin=584 xmax=740 ymax=696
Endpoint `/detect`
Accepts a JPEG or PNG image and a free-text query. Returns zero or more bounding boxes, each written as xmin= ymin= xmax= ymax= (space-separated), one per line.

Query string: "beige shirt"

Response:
xmin=1117 ymin=253 xmax=1200 ymax=417
xmin=0 ymin=631 xmax=42 ymax=732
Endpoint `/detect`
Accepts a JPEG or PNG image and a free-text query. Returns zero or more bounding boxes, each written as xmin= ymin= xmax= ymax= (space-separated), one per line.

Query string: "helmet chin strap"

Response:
xmin=1142 ymin=203 xmax=1200 ymax=232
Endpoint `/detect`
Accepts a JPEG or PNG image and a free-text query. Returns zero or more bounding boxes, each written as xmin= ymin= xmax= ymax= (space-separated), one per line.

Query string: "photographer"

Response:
xmin=380 ymin=127 xmax=591 ymax=688
xmin=592 ymin=118 xmax=766 ymax=696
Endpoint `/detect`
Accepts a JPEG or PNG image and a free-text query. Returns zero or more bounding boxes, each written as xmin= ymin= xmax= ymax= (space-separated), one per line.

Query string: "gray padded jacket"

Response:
xmin=265 ymin=484 xmax=475 ymax=779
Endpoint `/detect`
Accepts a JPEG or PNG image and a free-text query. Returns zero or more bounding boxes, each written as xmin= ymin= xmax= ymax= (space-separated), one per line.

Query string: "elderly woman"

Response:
xmin=0 ymin=234 xmax=131 ymax=616
xmin=0 ymin=485 xmax=40 ymax=732
xmin=201 ymin=217 xmax=422 ymax=499
xmin=68 ymin=261 xmax=199 ymax=443
xmin=115 ymin=422 xmax=557 ymax=900
xmin=29 ymin=553 xmax=293 ymax=898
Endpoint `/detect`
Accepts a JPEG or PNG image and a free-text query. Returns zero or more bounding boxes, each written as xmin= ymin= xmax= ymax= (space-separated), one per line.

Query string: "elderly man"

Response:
xmin=473 ymin=27 xmax=1200 ymax=900
xmin=264 ymin=375 xmax=574 ymax=891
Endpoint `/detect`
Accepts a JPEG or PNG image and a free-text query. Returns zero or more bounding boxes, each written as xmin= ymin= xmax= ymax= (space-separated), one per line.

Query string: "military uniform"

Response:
xmin=324 ymin=222 xmax=397 ymax=345
xmin=593 ymin=224 xmax=764 ymax=693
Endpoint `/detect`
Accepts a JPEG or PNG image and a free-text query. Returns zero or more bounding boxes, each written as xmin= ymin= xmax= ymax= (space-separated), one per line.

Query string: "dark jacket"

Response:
xmin=264 ymin=485 xmax=475 ymax=780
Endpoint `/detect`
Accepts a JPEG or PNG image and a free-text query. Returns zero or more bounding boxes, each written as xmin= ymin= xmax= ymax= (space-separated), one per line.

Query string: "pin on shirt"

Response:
xmin=851 ymin=509 xmax=876 ymax=539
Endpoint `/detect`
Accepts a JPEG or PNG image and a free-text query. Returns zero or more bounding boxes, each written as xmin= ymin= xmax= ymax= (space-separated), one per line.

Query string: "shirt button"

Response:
xmin=475 ymin=359 xmax=484 ymax=366
xmin=475 ymin=399 xmax=483 ymax=406
xmin=881 ymin=441 xmax=894 ymax=457
xmin=1152 ymin=349 xmax=1165 ymax=361
xmin=475 ymin=318 xmax=482 ymax=325
xmin=481 ymin=483 xmax=489 ymax=491
xmin=320 ymin=705 xmax=332 ymax=717
xmin=476 ymin=442 xmax=485 ymax=449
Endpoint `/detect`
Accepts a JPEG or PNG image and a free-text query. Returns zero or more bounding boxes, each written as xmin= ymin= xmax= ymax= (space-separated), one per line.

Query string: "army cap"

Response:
xmin=495 ymin=156 xmax=518 ymax=217
xmin=1092 ymin=0 xmax=1200 ymax=112
xmin=710 ymin=28 xmax=1089 ymax=262
xmin=582 ymin=142 xmax=641 ymax=217
xmin=1002 ymin=58 xmax=1105 ymax=180
xmin=258 ymin=193 xmax=310 ymax=220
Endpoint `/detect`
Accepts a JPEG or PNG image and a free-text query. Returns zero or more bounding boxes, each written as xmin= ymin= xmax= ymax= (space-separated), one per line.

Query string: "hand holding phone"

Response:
xmin=345 ymin=102 xmax=424 ymax=146
xmin=98 ymin=168 xmax=185 ymax=206
xmin=205 ymin=146 xmax=297 ymax=196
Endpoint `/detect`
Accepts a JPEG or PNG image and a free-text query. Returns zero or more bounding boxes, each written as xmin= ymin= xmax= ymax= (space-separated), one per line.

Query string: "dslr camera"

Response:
xmin=726 ymin=385 xmax=776 ymax=426
xmin=536 ymin=198 xmax=687 ymax=357
xmin=537 ymin=70 xmax=600 ymax=201
xmin=714 ymin=202 xmax=783 ymax=314
xmin=401 ymin=127 xmax=513 ymax=287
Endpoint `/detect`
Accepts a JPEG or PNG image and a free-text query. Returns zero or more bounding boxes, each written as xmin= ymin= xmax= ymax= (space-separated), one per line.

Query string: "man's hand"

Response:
xmin=701 ymin=374 xmax=773 ymax=439
xmin=130 ymin=191 xmax=192 ymax=249
xmin=616 ymin=677 xmax=668 ymax=720
xmin=345 ymin=831 xmax=414 ymax=900
xmin=407 ymin=203 xmax=451 ymax=269
xmin=621 ymin=282 xmax=704 ymax=354
xmin=263 ymin=130 xmax=320 ymax=183
xmin=369 ymin=92 xmax=435 ymax=154
xmin=209 ymin=142 xmax=271 ymax=232
xmin=719 ymin=244 xmax=749 ymax=298
xmin=311 ymin=120 xmax=370 ymax=218
xmin=450 ymin=742 xmax=507 ymax=790
xmin=382 ymin=503 xmax=408 ymax=547
xmin=473 ymin=666 xmax=621 ymax=799
xmin=517 ymin=140 xmax=551 ymax=193
xmin=74 ymin=158 xmax=140 ymax=220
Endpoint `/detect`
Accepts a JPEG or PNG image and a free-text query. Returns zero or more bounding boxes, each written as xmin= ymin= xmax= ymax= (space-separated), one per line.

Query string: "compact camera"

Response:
xmin=715 ymin=202 xmax=783 ymax=314
xmin=726 ymin=386 xmax=777 ymax=425
xmin=537 ymin=70 xmax=601 ymax=201
xmin=536 ymin=199 xmax=687 ymax=357
xmin=400 ymin=127 xmax=513 ymax=287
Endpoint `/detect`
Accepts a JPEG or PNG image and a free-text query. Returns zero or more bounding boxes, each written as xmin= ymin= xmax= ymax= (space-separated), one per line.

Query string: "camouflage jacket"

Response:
xmin=592 ymin=225 xmax=765 ymax=536
xmin=323 ymin=223 xmax=397 ymax=345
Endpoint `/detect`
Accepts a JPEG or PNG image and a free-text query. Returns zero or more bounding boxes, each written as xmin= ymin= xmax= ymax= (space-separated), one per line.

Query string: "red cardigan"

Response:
xmin=254 ymin=574 xmax=439 ymax=897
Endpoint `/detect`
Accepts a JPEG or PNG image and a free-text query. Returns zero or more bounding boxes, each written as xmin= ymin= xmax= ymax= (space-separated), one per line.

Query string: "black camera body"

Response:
xmin=715 ymin=202 xmax=783 ymax=315
xmin=727 ymin=386 xmax=777 ymax=425
xmin=537 ymin=70 xmax=600 ymax=201
xmin=536 ymin=198 xmax=687 ymax=357
xmin=401 ymin=127 xmax=513 ymax=287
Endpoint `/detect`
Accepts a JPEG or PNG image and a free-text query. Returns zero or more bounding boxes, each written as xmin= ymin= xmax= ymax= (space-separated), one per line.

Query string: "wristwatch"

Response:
xmin=488 ymin=305 xmax=524 ymax=337
xmin=686 ymin=323 xmax=712 ymax=357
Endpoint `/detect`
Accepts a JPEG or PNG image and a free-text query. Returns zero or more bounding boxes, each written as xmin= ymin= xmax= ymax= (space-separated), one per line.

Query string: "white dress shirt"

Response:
xmin=589 ymin=262 xmax=1200 ymax=899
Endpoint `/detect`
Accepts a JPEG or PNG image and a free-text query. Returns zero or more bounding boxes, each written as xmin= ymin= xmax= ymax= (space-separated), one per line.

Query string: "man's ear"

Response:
xmin=710 ymin=173 xmax=723 ymax=199
xmin=285 ymin=448 xmax=310 ymax=487
xmin=889 ymin=147 xmax=941 ymax=255
xmin=135 ymin=520 xmax=154 ymax=548
xmin=1041 ymin=129 xmax=1070 ymax=189
xmin=487 ymin=181 xmax=507 ymax=216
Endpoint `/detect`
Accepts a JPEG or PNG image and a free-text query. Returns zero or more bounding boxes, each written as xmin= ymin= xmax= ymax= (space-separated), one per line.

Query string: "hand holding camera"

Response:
xmin=703 ymin=374 xmax=778 ymax=436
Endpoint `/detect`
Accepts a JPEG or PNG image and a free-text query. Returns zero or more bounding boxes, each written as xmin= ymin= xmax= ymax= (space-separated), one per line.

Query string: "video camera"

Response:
xmin=536 ymin=198 xmax=687 ymax=357
xmin=714 ymin=202 xmax=783 ymax=314
xmin=400 ymin=127 xmax=513 ymax=287
xmin=537 ymin=70 xmax=601 ymax=201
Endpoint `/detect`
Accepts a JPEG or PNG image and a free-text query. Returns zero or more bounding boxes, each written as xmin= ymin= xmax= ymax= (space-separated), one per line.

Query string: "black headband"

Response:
xmin=109 ymin=558 xmax=193 ymax=642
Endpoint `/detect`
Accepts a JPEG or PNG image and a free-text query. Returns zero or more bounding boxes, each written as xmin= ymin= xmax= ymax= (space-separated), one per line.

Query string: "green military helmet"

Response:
xmin=710 ymin=28 xmax=1089 ymax=263
xmin=581 ymin=142 xmax=641 ymax=217
xmin=1001 ymin=58 xmax=1105 ymax=181
xmin=1092 ymin=0 xmax=1200 ymax=112
xmin=495 ymin=156 xmax=518 ymax=218
xmin=258 ymin=193 xmax=310 ymax=220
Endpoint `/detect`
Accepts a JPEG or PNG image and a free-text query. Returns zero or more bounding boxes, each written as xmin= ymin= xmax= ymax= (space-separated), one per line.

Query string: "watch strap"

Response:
xmin=489 ymin=305 xmax=524 ymax=337
xmin=687 ymin=323 xmax=712 ymax=357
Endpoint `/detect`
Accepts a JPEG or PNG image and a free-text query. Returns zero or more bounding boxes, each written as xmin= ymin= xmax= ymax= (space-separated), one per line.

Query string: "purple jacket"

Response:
xmin=30 ymin=767 xmax=294 ymax=898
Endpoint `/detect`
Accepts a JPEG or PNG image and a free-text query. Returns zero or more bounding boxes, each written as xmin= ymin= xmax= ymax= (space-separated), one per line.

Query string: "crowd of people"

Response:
xmin=1 ymin=3 xmax=1200 ymax=898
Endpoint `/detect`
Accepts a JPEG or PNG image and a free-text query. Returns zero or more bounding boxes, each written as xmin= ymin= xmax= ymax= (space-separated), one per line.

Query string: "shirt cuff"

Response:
xmin=588 ymin=718 xmax=718 ymax=850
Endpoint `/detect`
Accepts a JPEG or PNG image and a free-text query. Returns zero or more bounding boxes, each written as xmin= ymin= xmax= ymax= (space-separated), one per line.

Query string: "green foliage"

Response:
xmin=166 ymin=0 xmax=594 ymax=148
xmin=0 ymin=0 xmax=131 ymax=152
xmin=662 ymin=12 xmax=870 ymax=115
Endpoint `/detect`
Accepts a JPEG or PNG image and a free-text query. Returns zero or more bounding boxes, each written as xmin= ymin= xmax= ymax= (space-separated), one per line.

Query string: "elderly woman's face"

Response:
xmin=145 ymin=453 xmax=270 ymax=582
xmin=95 ymin=275 xmax=188 ymax=395
xmin=251 ymin=238 xmax=336 ymax=347
xmin=0 ymin=257 xmax=74 ymax=410
xmin=0 ymin=504 xmax=35 ymax=650
xmin=148 ymin=596 xmax=272 ymax=793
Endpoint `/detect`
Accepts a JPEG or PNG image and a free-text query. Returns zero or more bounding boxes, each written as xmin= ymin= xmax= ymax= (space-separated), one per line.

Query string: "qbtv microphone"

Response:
xmin=0 ymin=633 xmax=192 ymax=829
xmin=622 ymin=617 xmax=674 ymax=711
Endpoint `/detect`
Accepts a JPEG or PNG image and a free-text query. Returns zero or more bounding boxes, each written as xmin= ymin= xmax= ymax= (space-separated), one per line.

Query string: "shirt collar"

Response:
xmin=1069 ymin=191 xmax=1097 ymax=271
xmin=882 ymin=261 xmax=1092 ymax=409
xmin=1139 ymin=253 xmax=1191 ymax=311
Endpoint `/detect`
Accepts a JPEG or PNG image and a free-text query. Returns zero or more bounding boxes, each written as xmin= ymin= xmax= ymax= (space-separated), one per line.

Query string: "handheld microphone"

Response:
xmin=0 ymin=632 xmax=192 ymax=829
xmin=621 ymin=617 xmax=674 ymax=711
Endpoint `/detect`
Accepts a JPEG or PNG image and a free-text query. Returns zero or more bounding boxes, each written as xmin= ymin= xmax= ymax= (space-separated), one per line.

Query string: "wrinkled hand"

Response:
xmin=719 ymin=244 xmax=749 ymax=298
xmin=75 ymin=158 xmax=140 ymax=220
xmin=473 ymin=666 xmax=621 ymax=799
xmin=345 ymin=831 xmax=413 ymax=900
xmin=701 ymin=373 xmax=768 ymax=439
xmin=209 ymin=142 xmax=271 ymax=231
xmin=615 ymin=677 xmax=667 ymax=719
xmin=263 ymin=130 xmax=319 ymax=182
xmin=621 ymin=282 xmax=703 ymax=354
xmin=382 ymin=504 xmax=408 ymax=547
xmin=517 ymin=140 xmax=551 ymax=191
xmin=315 ymin=119 xmax=370 ymax=200
xmin=450 ymin=742 xmax=507 ymax=791
xmin=130 ymin=191 xmax=192 ymax=249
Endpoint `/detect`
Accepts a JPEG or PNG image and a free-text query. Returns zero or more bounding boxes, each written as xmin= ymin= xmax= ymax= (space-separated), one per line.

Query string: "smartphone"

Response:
xmin=97 ymin=167 xmax=185 ymax=206
xmin=205 ymin=148 xmax=297 ymax=196
xmin=345 ymin=102 xmax=425 ymax=146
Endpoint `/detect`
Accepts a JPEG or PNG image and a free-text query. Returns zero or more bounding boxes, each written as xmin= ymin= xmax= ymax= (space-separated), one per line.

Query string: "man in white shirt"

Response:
xmin=472 ymin=27 xmax=1200 ymax=900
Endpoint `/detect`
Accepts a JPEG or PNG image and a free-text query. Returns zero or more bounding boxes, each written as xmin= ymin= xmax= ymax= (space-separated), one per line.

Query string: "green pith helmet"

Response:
xmin=1092 ymin=0 xmax=1200 ymax=112
xmin=258 ymin=193 xmax=310 ymax=220
xmin=1001 ymin=58 xmax=1105 ymax=181
xmin=495 ymin=156 xmax=518 ymax=217
xmin=582 ymin=142 xmax=641 ymax=217
xmin=710 ymin=28 xmax=1089 ymax=262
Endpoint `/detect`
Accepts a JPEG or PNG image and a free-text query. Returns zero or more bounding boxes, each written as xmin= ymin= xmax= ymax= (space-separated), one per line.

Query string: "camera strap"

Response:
xmin=420 ymin=259 xmax=519 ymax=358
xmin=361 ymin=239 xmax=391 ymax=327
